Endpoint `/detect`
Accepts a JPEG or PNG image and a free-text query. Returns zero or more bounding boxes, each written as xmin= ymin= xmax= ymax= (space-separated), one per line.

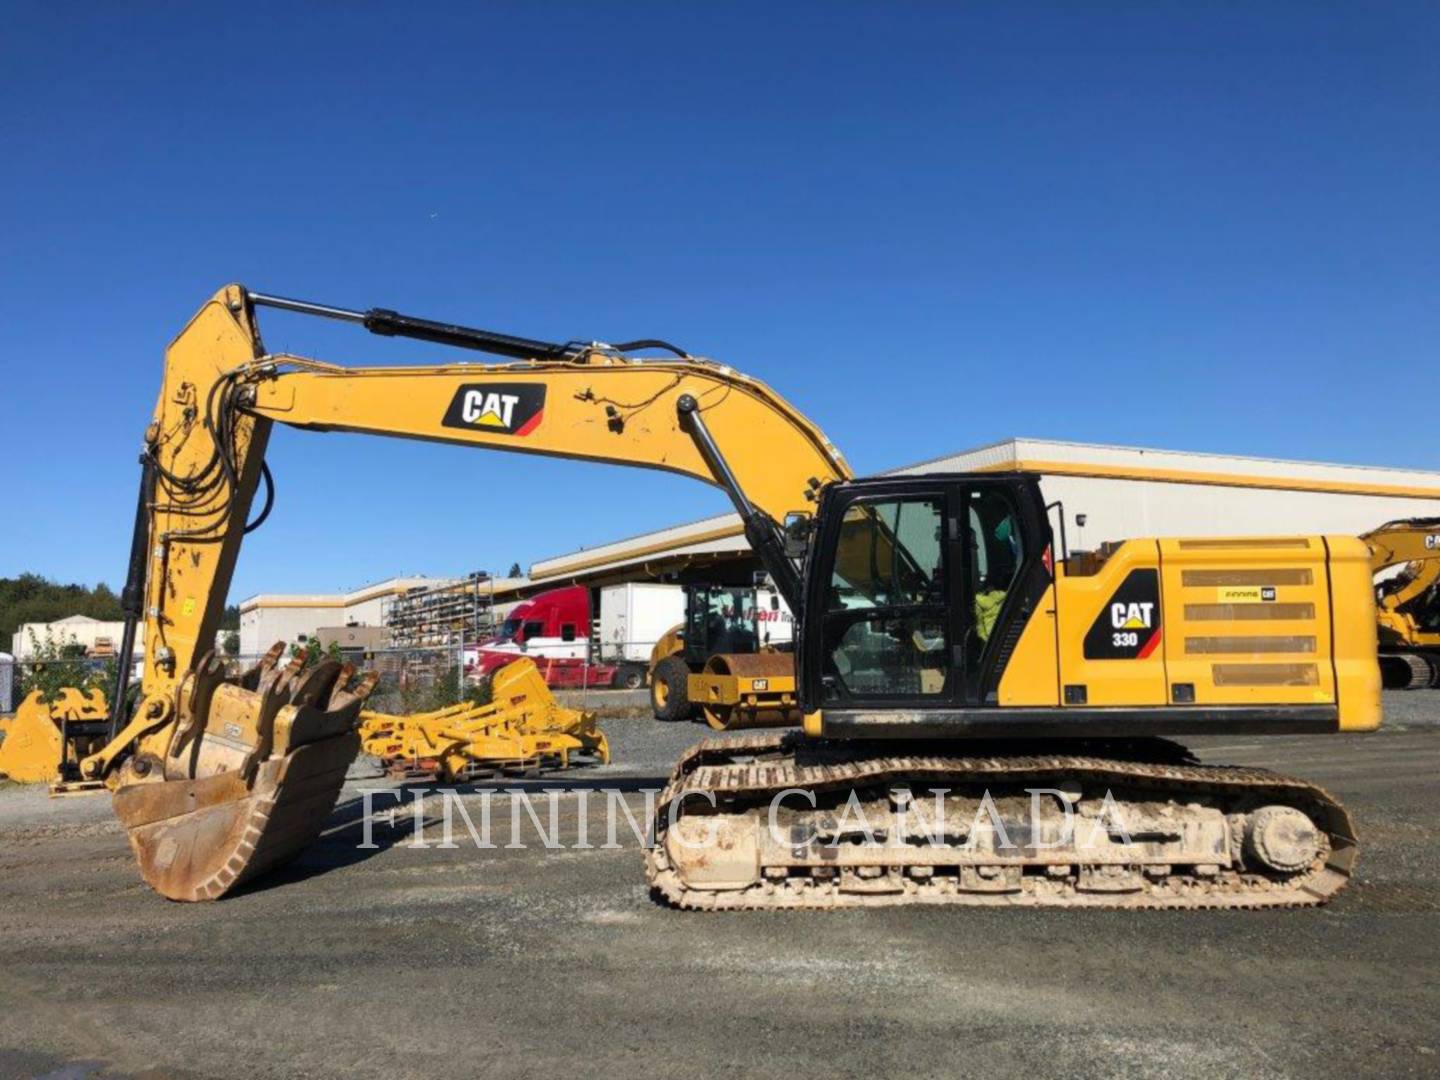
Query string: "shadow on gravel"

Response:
xmin=227 ymin=770 xmax=670 ymax=898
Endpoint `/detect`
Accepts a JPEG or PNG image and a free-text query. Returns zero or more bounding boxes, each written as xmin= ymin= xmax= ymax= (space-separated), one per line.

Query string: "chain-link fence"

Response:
xmin=0 ymin=637 xmax=664 ymax=718
xmin=236 ymin=639 xmax=659 ymax=714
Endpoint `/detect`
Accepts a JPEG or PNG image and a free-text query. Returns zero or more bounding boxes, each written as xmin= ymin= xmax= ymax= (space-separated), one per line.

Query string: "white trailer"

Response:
xmin=598 ymin=583 xmax=686 ymax=664
xmin=752 ymin=586 xmax=795 ymax=647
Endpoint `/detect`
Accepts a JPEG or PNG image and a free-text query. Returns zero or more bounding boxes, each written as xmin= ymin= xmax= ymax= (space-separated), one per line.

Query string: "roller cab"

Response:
xmin=799 ymin=473 xmax=1381 ymax=739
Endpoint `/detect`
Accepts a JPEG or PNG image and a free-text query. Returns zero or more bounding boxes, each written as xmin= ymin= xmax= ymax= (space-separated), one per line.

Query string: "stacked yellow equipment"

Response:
xmin=358 ymin=658 xmax=609 ymax=780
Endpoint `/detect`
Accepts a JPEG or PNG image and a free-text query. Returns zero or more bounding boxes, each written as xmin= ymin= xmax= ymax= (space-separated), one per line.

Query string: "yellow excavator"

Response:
xmin=1364 ymin=518 xmax=1440 ymax=689
xmin=69 ymin=284 xmax=1380 ymax=908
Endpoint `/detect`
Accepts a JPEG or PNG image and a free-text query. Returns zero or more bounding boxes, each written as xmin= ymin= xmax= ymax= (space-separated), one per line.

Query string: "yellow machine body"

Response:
xmin=1361 ymin=518 xmax=1440 ymax=688
xmin=986 ymin=535 xmax=1380 ymax=729
xmin=0 ymin=689 xmax=110 ymax=786
xmin=647 ymin=630 xmax=800 ymax=731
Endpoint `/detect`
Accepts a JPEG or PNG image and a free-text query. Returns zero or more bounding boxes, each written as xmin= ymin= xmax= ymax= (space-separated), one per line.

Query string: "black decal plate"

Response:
xmin=442 ymin=384 xmax=546 ymax=436
xmin=1084 ymin=568 xmax=1163 ymax=660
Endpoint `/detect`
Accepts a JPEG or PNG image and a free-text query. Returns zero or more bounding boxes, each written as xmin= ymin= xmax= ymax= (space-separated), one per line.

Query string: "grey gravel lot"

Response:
xmin=1 ymin=692 xmax=1437 ymax=1080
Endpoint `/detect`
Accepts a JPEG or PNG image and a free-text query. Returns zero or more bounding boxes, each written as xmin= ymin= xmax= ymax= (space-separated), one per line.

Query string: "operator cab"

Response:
xmin=800 ymin=473 xmax=1053 ymax=712
xmin=683 ymin=585 xmax=763 ymax=661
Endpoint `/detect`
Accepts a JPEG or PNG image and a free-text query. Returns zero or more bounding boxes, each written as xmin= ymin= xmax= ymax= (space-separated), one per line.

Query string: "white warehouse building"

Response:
xmin=238 ymin=577 xmax=439 ymax=658
xmin=525 ymin=438 xmax=1440 ymax=587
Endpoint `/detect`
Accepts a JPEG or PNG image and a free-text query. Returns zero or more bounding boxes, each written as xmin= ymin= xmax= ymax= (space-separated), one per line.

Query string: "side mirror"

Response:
xmin=783 ymin=512 xmax=812 ymax=559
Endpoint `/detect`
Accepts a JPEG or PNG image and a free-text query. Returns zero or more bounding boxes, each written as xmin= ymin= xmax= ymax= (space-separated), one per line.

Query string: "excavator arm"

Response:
xmin=78 ymin=284 xmax=850 ymax=898
xmin=103 ymin=284 xmax=848 ymax=734
xmin=1365 ymin=518 xmax=1440 ymax=576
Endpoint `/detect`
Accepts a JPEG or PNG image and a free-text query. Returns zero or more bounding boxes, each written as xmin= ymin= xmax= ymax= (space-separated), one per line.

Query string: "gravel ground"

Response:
xmin=0 ymin=692 xmax=1437 ymax=1079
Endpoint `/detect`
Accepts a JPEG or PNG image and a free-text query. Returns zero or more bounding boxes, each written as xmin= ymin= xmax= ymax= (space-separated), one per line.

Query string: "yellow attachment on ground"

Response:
xmin=0 ymin=688 xmax=110 ymax=786
xmin=358 ymin=658 xmax=610 ymax=781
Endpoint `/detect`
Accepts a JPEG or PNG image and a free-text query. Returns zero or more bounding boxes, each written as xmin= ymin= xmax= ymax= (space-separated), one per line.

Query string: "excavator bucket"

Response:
xmin=0 ymin=688 xmax=110 ymax=785
xmin=111 ymin=646 xmax=376 ymax=902
xmin=358 ymin=657 xmax=609 ymax=781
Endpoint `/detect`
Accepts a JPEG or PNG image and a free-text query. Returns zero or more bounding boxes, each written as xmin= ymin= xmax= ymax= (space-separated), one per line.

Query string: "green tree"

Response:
xmin=287 ymin=637 xmax=344 ymax=669
xmin=507 ymin=562 xmax=523 ymax=579
xmin=289 ymin=638 xmax=321 ymax=667
xmin=222 ymin=631 xmax=240 ymax=656
xmin=0 ymin=574 xmax=125 ymax=653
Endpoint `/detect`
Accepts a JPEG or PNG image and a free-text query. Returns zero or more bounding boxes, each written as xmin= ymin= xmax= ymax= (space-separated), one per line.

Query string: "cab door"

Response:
xmin=955 ymin=482 xmax=1040 ymax=705
xmin=805 ymin=482 xmax=962 ymax=707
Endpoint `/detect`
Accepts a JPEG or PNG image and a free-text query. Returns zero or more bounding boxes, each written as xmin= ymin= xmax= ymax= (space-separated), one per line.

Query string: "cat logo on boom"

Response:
xmin=1085 ymin=569 xmax=1163 ymax=660
xmin=465 ymin=392 xmax=519 ymax=428
xmin=441 ymin=383 xmax=547 ymax=437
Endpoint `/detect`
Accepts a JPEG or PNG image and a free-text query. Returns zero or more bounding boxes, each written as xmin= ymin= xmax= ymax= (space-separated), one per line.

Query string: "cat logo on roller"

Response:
xmin=1084 ymin=568 xmax=1163 ymax=660
xmin=441 ymin=383 xmax=546 ymax=437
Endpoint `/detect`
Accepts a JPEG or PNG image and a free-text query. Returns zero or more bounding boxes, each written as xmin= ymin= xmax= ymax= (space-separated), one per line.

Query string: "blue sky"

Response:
xmin=2 ymin=2 xmax=1436 ymax=600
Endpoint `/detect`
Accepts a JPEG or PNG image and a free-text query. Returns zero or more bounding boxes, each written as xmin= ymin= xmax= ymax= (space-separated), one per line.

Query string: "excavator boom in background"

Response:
xmin=71 ymin=285 xmax=1380 ymax=907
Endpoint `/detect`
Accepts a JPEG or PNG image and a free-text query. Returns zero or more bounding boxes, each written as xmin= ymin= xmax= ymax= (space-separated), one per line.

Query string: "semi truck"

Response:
xmin=467 ymin=583 xmax=685 ymax=690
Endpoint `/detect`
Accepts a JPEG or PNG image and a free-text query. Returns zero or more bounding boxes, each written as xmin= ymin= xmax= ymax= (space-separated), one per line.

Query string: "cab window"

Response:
xmin=706 ymin=588 xmax=758 ymax=655
xmin=967 ymin=489 xmax=1024 ymax=648
xmin=829 ymin=498 xmax=944 ymax=610
xmin=823 ymin=496 xmax=949 ymax=700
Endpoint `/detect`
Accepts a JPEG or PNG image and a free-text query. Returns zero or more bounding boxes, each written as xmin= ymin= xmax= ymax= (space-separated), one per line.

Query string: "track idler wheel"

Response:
xmin=1244 ymin=805 xmax=1322 ymax=874
xmin=112 ymin=646 xmax=377 ymax=901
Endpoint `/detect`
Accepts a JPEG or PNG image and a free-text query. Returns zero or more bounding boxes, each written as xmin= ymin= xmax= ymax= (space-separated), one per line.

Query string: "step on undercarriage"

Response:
xmin=645 ymin=732 xmax=1357 ymax=910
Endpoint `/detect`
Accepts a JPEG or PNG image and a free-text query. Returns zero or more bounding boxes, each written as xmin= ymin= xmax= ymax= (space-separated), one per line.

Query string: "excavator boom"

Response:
xmin=79 ymin=284 xmax=849 ymax=900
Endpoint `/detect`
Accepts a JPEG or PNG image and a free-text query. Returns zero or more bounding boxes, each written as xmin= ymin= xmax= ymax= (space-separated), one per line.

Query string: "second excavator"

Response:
xmin=68 ymin=285 xmax=1380 ymax=908
xmin=1364 ymin=518 xmax=1440 ymax=689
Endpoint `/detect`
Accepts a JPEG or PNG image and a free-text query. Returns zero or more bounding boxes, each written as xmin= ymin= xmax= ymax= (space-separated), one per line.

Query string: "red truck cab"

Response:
xmin=466 ymin=586 xmax=645 ymax=689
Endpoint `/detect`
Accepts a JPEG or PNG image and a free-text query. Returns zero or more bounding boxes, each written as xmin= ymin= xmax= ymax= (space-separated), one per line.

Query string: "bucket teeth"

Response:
xmin=240 ymin=641 xmax=287 ymax=691
xmin=329 ymin=669 xmax=378 ymax=713
xmin=290 ymin=659 xmax=344 ymax=709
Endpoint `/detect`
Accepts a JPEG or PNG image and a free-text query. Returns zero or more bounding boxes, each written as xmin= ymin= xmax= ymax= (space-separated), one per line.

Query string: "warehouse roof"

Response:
xmin=239 ymin=575 xmax=530 ymax=614
xmin=893 ymin=437 xmax=1440 ymax=495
